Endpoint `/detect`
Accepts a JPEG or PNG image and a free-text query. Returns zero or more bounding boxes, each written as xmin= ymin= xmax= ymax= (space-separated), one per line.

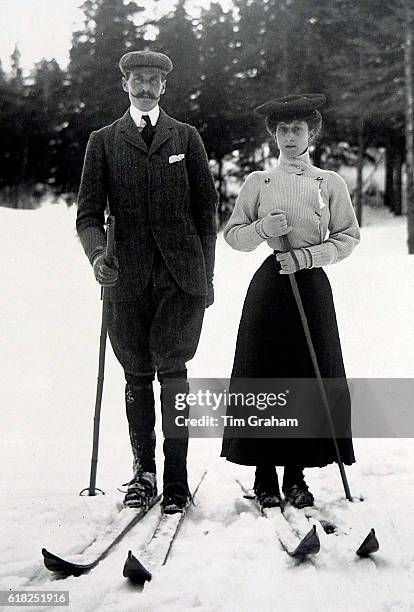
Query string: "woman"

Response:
xmin=221 ymin=94 xmax=360 ymax=509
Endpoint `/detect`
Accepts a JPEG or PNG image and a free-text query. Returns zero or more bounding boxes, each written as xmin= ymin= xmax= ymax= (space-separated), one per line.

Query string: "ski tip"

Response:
xmin=42 ymin=547 xmax=67 ymax=573
xmin=41 ymin=548 xmax=90 ymax=576
xmin=356 ymin=528 xmax=379 ymax=557
xmin=123 ymin=550 xmax=152 ymax=584
xmin=290 ymin=525 xmax=321 ymax=558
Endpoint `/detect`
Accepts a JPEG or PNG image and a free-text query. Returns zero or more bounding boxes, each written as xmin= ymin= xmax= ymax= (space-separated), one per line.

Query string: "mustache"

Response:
xmin=130 ymin=91 xmax=158 ymax=100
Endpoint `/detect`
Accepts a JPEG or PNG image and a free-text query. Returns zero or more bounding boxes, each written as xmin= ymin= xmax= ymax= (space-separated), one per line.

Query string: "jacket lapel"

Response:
xmin=148 ymin=109 xmax=174 ymax=155
xmin=118 ymin=108 xmax=175 ymax=155
xmin=118 ymin=110 xmax=148 ymax=153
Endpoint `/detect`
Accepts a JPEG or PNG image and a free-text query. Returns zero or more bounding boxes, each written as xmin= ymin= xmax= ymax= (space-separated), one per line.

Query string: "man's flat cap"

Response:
xmin=254 ymin=94 xmax=326 ymax=119
xmin=119 ymin=51 xmax=173 ymax=76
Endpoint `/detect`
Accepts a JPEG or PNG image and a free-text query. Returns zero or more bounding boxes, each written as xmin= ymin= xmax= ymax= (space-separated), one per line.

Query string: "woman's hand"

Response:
xmin=261 ymin=211 xmax=292 ymax=237
xmin=276 ymin=249 xmax=308 ymax=274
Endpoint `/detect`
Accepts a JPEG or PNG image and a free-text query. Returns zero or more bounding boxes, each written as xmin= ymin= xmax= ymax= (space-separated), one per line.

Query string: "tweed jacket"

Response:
xmin=76 ymin=108 xmax=218 ymax=302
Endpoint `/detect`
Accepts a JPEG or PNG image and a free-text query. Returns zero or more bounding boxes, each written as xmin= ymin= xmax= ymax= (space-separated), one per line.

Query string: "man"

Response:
xmin=76 ymin=51 xmax=218 ymax=514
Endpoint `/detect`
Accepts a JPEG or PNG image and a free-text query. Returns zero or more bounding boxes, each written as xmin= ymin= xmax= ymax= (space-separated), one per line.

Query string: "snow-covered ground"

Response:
xmin=1 ymin=202 xmax=414 ymax=611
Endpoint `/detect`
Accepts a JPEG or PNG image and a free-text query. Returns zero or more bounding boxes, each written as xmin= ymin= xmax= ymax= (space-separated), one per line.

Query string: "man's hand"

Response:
xmin=261 ymin=211 xmax=292 ymax=237
xmin=93 ymin=251 xmax=119 ymax=286
xmin=276 ymin=249 xmax=307 ymax=274
xmin=205 ymin=283 xmax=214 ymax=308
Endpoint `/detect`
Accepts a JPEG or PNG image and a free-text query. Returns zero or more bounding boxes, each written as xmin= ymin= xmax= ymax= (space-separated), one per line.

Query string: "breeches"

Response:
xmin=107 ymin=250 xmax=206 ymax=384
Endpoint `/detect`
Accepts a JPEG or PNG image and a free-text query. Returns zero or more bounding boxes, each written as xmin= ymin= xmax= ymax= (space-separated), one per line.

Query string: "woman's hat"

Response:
xmin=254 ymin=94 xmax=326 ymax=119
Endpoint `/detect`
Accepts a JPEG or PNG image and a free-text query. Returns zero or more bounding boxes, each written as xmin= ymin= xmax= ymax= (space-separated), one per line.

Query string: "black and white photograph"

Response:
xmin=1 ymin=0 xmax=414 ymax=610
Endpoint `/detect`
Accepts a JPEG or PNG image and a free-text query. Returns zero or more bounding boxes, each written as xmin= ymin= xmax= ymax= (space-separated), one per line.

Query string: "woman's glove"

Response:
xmin=92 ymin=249 xmax=119 ymax=286
xmin=276 ymin=249 xmax=311 ymax=274
xmin=256 ymin=211 xmax=293 ymax=238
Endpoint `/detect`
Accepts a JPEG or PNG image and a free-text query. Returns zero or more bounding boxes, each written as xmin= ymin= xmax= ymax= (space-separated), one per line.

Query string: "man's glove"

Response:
xmin=92 ymin=249 xmax=119 ymax=286
xmin=276 ymin=249 xmax=310 ymax=274
xmin=205 ymin=283 xmax=214 ymax=308
xmin=258 ymin=211 xmax=293 ymax=238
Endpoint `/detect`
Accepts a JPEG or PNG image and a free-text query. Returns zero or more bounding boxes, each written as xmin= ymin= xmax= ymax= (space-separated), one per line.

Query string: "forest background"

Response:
xmin=1 ymin=0 xmax=414 ymax=250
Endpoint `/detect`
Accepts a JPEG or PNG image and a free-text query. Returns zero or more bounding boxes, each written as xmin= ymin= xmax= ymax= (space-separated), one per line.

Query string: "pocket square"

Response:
xmin=169 ymin=153 xmax=185 ymax=164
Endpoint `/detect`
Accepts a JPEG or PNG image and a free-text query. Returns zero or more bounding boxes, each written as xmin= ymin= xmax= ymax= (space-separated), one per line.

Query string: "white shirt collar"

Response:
xmin=129 ymin=104 xmax=160 ymax=127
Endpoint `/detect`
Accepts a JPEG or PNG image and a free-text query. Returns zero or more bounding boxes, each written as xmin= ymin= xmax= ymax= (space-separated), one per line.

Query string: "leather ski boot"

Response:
xmin=124 ymin=383 xmax=157 ymax=508
xmin=160 ymin=376 xmax=190 ymax=513
xmin=254 ymin=465 xmax=282 ymax=508
xmin=283 ymin=465 xmax=314 ymax=509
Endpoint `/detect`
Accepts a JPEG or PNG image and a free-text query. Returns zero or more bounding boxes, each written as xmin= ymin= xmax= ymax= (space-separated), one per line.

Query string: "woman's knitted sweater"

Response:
xmin=224 ymin=151 xmax=360 ymax=268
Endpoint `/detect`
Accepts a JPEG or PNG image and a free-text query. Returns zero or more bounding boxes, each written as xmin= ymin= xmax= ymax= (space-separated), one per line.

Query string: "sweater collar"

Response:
xmin=277 ymin=149 xmax=312 ymax=175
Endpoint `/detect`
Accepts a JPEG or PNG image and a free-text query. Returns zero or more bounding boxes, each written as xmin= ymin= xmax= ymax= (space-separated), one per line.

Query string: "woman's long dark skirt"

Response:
xmin=221 ymin=254 xmax=355 ymax=467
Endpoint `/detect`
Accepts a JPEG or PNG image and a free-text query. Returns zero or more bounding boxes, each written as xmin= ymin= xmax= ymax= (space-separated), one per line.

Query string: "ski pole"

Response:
xmin=279 ymin=234 xmax=353 ymax=502
xmin=80 ymin=215 xmax=116 ymax=496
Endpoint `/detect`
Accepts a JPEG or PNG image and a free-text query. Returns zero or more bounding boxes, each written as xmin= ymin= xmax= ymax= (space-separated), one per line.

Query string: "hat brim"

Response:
xmin=119 ymin=51 xmax=173 ymax=76
xmin=255 ymin=94 xmax=326 ymax=118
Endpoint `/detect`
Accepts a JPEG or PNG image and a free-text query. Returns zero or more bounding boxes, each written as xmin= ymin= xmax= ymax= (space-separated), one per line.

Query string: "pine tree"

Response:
xmin=196 ymin=3 xmax=239 ymax=156
xmin=27 ymin=59 xmax=66 ymax=190
xmin=153 ymin=0 xmax=200 ymax=124
xmin=10 ymin=45 xmax=23 ymax=86
xmin=62 ymin=0 xmax=147 ymax=191
xmin=403 ymin=0 xmax=414 ymax=253
xmin=0 ymin=46 xmax=32 ymax=206
xmin=195 ymin=2 xmax=246 ymax=215
xmin=69 ymin=0 xmax=145 ymax=125
xmin=322 ymin=0 xmax=412 ymax=243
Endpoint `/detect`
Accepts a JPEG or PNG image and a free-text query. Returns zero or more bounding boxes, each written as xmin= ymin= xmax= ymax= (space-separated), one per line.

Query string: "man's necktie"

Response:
xmin=140 ymin=114 xmax=155 ymax=146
